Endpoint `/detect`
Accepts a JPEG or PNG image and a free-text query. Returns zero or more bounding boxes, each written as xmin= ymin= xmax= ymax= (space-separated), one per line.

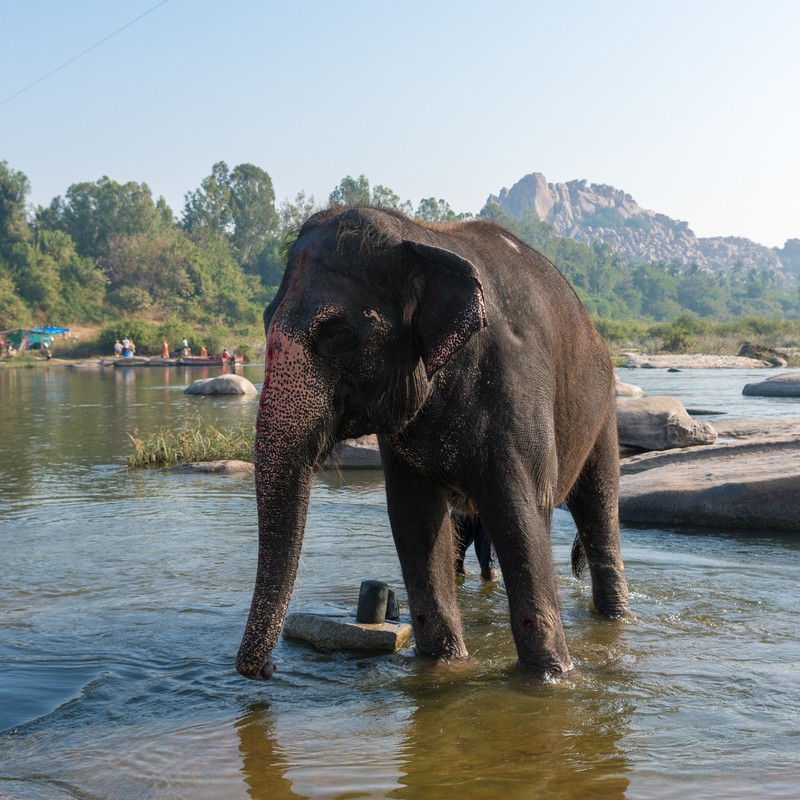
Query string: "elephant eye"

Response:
xmin=316 ymin=322 xmax=359 ymax=357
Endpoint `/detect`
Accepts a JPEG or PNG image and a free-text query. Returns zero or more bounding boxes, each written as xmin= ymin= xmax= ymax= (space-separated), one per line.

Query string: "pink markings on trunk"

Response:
xmin=256 ymin=322 xmax=331 ymax=472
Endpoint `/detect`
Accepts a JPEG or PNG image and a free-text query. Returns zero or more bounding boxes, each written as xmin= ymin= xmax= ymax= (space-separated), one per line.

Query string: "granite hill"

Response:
xmin=487 ymin=173 xmax=799 ymax=284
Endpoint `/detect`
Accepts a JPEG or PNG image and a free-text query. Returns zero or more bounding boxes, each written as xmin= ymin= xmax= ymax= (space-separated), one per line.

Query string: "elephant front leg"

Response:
xmin=382 ymin=454 xmax=468 ymax=661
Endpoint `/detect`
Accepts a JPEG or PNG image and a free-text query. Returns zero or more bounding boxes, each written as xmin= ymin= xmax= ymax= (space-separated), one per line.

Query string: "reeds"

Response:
xmin=127 ymin=418 xmax=254 ymax=468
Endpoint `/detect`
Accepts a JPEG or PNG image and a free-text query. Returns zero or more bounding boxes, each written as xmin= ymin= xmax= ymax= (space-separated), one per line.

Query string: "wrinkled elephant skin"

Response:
xmin=237 ymin=207 xmax=629 ymax=680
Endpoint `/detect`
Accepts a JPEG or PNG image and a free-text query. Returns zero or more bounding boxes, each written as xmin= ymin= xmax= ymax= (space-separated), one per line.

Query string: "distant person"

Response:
xmin=121 ymin=337 xmax=132 ymax=357
xmin=222 ymin=348 xmax=231 ymax=361
xmin=199 ymin=346 xmax=208 ymax=357
xmin=113 ymin=339 xmax=123 ymax=357
xmin=161 ymin=340 xmax=170 ymax=358
xmin=181 ymin=338 xmax=191 ymax=357
xmin=451 ymin=512 xmax=499 ymax=582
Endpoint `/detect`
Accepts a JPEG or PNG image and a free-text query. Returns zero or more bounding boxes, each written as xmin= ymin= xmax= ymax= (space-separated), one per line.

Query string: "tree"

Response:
xmin=328 ymin=174 xmax=371 ymax=207
xmin=0 ymin=161 xmax=31 ymax=263
xmin=0 ymin=272 xmax=31 ymax=328
xmin=228 ymin=163 xmax=280 ymax=269
xmin=372 ymin=184 xmax=413 ymax=215
xmin=41 ymin=177 xmax=171 ymax=261
xmin=182 ymin=162 xmax=280 ymax=272
xmin=416 ymin=198 xmax=452 ymax=223
xmin=182 ymin=161 xmax=233 ymax=235
xmin=279 ymin=191 xmax=317 ymax=234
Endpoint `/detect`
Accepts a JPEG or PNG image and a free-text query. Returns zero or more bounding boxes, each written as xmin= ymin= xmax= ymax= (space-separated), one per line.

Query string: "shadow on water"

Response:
xmin=234 ymin=668 xmax=633 ymax=800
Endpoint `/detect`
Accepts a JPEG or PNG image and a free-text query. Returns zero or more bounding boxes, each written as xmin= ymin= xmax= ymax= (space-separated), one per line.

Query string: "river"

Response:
xmin=1 ymin=363 xmax=799 ymax=799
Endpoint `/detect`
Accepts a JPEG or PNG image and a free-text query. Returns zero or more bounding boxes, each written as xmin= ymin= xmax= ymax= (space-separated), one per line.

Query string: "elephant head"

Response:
xmin=236 ymin=207 xmax=486 ymax=680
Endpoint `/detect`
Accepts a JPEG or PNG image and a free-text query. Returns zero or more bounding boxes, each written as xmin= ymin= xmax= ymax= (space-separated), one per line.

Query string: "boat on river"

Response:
xmin=112 ymin=355 xmax=243 ymax=367
xmin=179 ymin=354 xmax=243 ymax=366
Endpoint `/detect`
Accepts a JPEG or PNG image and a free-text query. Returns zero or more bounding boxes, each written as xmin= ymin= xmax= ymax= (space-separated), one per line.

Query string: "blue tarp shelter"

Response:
xmin=2 ymin=327 xmax=70 ymax=350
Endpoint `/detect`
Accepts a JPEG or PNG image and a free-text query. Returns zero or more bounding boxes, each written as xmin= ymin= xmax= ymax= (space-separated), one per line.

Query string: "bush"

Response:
xmin=236 ymin=343 xmax=255 ymax=363
xmin=594 ymin=317 xmax=648 ymax=342
xmin=100 ymin=319 xmax=160 ymax=355
xmin=660 ymin=329 xmax=696 ymax=353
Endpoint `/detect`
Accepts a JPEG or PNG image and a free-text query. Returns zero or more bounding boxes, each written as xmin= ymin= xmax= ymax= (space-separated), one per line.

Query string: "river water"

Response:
xmin=1 ymin=363 xmax=799 ymax=799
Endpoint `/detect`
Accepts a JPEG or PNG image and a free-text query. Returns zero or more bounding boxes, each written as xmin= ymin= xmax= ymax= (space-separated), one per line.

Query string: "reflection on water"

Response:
xmin=1 ymin=366 xmax=799 ymax=799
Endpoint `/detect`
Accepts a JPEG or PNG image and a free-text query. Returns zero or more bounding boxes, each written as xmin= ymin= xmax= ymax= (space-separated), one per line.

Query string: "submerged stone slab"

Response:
xmin=172 ymin=459 xmax=254 ymax=474
xmin=283 ymin=613 xmax=412 ymax=653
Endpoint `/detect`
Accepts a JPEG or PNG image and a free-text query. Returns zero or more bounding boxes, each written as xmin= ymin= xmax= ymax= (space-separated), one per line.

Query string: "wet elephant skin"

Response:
xmin=236 ymin=206 xmax=629 ymax=681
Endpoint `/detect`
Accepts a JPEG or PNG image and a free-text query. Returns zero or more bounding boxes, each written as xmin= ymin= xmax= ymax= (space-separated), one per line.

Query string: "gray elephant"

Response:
xmin=236 ymin=207 xmax=628 ymax=680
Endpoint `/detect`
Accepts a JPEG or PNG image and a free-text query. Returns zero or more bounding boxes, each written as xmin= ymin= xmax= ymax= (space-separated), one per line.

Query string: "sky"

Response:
xmin=1 ymin=0 xmax=798 ymax=248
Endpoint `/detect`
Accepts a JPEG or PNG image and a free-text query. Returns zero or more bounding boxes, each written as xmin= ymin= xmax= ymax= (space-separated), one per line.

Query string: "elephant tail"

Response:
xmin=571 ymin=535 xmax=587 ymax=578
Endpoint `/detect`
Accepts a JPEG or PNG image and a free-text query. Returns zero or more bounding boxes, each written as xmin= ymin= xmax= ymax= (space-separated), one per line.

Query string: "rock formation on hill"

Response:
xmin=487 ymin=173 xmax=799 ymax=284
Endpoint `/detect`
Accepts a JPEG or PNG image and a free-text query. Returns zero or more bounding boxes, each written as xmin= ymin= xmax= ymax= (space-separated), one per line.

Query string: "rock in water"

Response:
xmin=742 ymin=372 xmax=800 ymax=397
xmin=324 ymin=435 xmax=382 ymax=468
xmin=619 ymin=437 xmax=800 ymax=530
xmin=614 ymin=374 xmax=644 ymax=397
xmin=617 ymin=396 xmax=717 ymax=451
xmin=283 ymin=613 xmax=412 ymax=653
xmin=184 ymin=374 xmax=257 ymax=395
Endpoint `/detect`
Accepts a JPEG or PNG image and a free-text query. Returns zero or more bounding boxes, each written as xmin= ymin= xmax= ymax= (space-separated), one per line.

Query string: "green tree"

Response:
xmin=0 ymin=161 xmax=31 ymax=262
xmin=416 ymin=197 xmax=472 ymax=223
xmin=279 ymin=191 xmax=317 ymax=234
xmin=372 ymin=184 xmax=413 ymax=214
xmin=182 ymin=161 xmax=233 ymax=234
xmin=0 ymin=272 xmax=31 ymax=328
xmin=329 ymin=174 xmax=371 ymax=206
xmin=182 ymin=162 xmax=280 ymax=273
xmin=41 ymin=176 xmax=171 ymax=261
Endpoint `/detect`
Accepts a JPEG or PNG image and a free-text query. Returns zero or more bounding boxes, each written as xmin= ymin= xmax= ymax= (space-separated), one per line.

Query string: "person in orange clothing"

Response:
xmin=161 ymin=340 xmax=170 ymax=358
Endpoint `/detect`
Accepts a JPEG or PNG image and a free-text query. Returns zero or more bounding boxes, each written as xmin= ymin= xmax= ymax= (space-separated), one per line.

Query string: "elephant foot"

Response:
xmin=480 ymin=568 xmax=498 ymax=582
xmin=517 ymin=656 xmax=575 ymax=680
xmin=591 ymin=568 xmax=630 ymax=618
xmin=236 ymin=654 xmax=277 ymax=681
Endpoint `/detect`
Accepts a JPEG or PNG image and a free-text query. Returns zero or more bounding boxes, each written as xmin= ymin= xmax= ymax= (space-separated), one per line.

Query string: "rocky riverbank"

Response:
xmin=621 ymin=353 xmax=777 ymax=369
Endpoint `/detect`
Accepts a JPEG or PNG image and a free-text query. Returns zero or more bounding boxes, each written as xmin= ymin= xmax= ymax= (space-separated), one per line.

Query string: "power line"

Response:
xmin=0 ymin=0 xmax=171 ymax=108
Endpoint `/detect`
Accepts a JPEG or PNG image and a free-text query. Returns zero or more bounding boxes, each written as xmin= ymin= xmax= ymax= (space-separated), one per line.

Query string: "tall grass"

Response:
xmin=128 ymin=418 xmax=255 ymax=468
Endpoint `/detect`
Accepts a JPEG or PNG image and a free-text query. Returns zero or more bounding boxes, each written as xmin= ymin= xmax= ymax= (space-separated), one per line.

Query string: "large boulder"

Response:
xmin=614 ymin=374 xmax=644 ymax=397
xmin=617 ymin=396 xmax=717 ymax=451
xmin=737 ymin=341 xmax=789 ymax=367
xmin=619 ymin=436 xmax=800 ymax=530
xmin=324 ymin=435 xmax=382 ymax=469
xmin=742 ymin=372 xmax=800 ymax=397
xmin=184 ymin=374 xmax=257 ymax=395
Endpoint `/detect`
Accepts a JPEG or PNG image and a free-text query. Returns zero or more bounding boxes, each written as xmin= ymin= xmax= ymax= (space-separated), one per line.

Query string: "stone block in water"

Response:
xmin=283 ymin=613 xmax=412 ymax=653
xmin=356 ymin=580 xmax=389 ymax=623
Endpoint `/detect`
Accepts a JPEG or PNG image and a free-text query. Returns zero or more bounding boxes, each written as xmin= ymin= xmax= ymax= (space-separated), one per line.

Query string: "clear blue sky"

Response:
xmin=2 ymin=0 xmax=798 ymax=247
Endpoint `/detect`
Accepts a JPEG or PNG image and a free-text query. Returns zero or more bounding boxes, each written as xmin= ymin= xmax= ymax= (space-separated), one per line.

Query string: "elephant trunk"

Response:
xmin=236 ymin=323 xmax=332 ymax=680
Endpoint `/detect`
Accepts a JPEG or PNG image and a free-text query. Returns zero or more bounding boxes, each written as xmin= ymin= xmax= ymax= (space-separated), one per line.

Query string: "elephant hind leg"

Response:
xmin=566 ymin=411 xmax=629 ymax=618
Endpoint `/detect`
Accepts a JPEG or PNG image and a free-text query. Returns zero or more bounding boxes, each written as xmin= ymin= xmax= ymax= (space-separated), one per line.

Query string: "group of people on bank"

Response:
xmin=113 ymin=337 xmax=136 ymax=357
xmin=113 ymin=336 xmax=235 ymax=362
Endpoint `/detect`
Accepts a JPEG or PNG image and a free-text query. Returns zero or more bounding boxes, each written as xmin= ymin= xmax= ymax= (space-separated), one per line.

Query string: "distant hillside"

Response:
xmin=486 ymin=173 xmax=800 ymax=284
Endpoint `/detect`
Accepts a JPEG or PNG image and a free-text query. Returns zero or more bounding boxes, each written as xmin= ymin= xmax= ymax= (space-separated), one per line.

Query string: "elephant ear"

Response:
xmin=404 ymin=240 xmax=487 ymax=379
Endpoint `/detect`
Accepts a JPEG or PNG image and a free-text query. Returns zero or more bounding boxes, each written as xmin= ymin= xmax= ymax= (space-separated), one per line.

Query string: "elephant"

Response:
xmin=236 ymin=206 xmax=629 ymax=680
